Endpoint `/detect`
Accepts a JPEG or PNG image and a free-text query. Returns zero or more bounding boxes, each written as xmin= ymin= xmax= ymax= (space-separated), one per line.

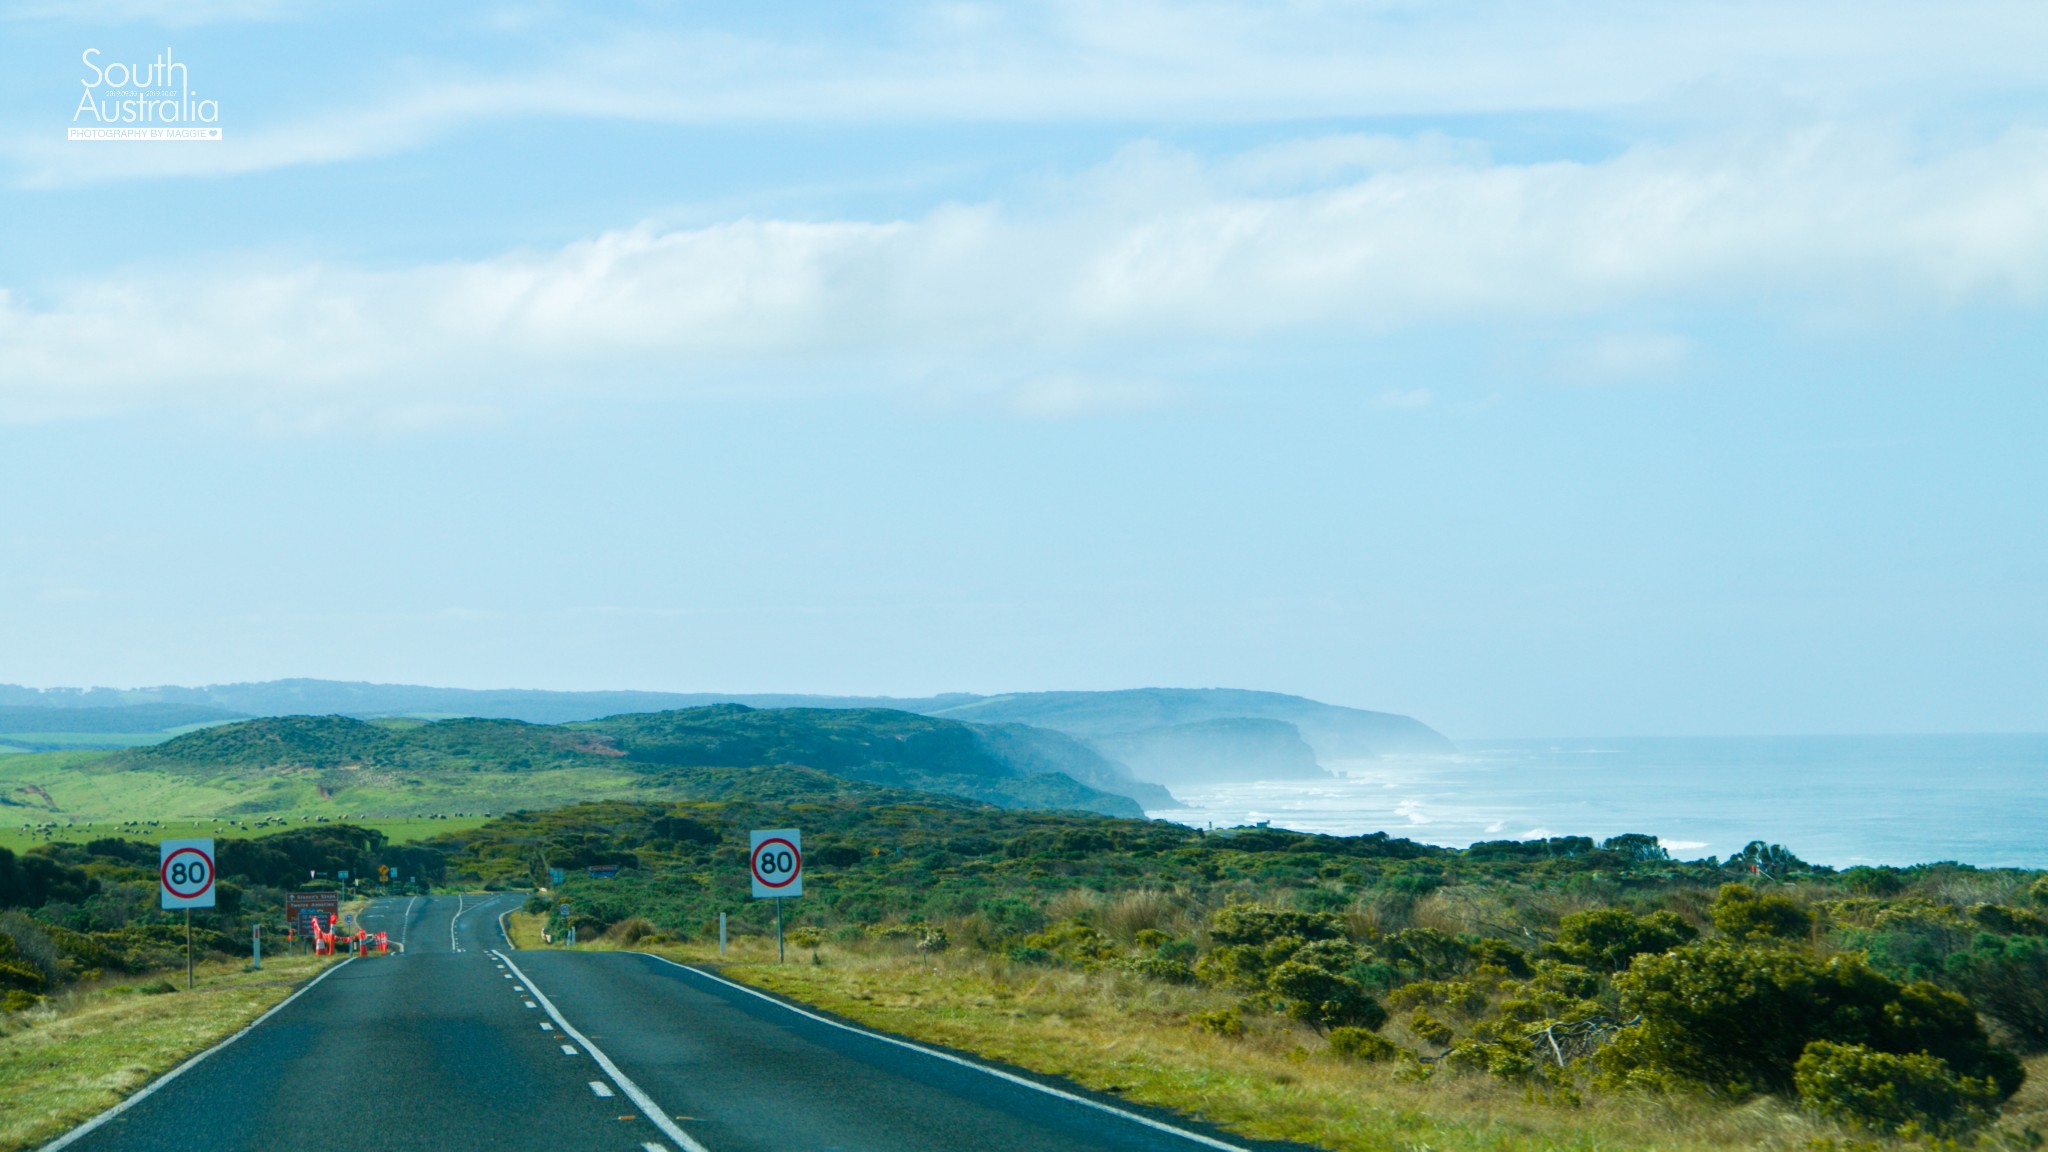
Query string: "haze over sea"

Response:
xmin=1150 ymin=734 xmax=2048 ymax=869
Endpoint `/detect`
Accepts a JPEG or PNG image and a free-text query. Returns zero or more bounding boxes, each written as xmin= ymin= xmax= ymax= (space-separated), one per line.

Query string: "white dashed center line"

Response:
xmin=539 ymin=1022 xmax=554 ymax=1031
xmin=495 ymin=949 xmax=709 ymax=1152
xmin=588 ymin=1081 xmax=615 ymax=1098
xmin=560 ymin=1044 xmax=578 ymax=1055
xmin=643 ymin=1144 xmax=670 ymax=1152
xmin=524 ymin=1000 xmax=537 ymax=1008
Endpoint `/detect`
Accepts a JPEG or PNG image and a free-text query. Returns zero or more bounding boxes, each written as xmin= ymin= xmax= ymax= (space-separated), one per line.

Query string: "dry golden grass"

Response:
xmin=503 ymin=909 xmax=550 ymax=950
xmin=0 ymin=954 xmax=336 ymax=1152
xmin=613 ymin=937 xmax=2046 ymax=1152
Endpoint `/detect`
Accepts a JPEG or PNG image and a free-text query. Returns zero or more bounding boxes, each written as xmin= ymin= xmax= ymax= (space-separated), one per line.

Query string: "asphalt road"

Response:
xmin=52 ymin=895 xmax=1273 ymax=1152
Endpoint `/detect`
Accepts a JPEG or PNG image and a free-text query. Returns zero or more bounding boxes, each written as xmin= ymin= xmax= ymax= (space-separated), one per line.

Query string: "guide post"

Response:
xmin=749 ymin=829 xmax=802 ymax=962
xmin=160 ymin=838 xmax=216 ymax=989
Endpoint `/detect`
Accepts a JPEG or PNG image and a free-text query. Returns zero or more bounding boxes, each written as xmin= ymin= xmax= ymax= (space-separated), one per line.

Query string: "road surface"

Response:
xmin=50 ymin=894 xmax=1282 ymax=1152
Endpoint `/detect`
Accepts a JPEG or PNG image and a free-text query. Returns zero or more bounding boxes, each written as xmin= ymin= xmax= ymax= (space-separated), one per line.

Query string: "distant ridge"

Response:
xmin=0 ymin=680 xmax=1452 ymax=787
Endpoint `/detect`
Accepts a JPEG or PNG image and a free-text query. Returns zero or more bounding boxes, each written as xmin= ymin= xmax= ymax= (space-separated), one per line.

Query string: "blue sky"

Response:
xmin=2 ymin=1 xmax=2045 ymax=738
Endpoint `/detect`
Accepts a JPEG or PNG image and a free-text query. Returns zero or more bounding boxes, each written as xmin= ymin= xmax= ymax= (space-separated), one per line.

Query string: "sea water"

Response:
xmin=1146 ymin=734 xmax=2048 ymax=869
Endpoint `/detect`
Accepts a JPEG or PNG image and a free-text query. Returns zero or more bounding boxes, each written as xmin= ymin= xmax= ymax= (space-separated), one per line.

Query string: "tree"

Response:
xmin=1599 ymin=834 xmax=1672 ymax=864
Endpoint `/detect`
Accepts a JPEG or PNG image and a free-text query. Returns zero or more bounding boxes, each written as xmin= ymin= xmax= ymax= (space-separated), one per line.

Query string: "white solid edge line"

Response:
xmin=450 ymin=893 xmax=466 ymax=951
xmin=494 ymin=950 xmax=710 ymax=1152
xmin=498 ymin=903 xmax=517 ymax=949
xmin=37 ymin=958 xmax=357 ymax=1152
xmin=638 ymin=953 xmax=1253 ymax=1152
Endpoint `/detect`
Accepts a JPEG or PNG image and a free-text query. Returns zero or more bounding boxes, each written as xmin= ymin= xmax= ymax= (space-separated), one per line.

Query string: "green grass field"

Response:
xmin=0 ymin=815 xmax=492 ymax=855
xmin=0 ymin=745 xmax=638 ymax=849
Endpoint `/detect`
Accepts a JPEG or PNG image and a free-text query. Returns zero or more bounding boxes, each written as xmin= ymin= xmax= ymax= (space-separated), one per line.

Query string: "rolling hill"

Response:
xmin=0 ymin=681 xmax=1451 ymax=786
xmin=88 ymin=705 xmax=1154 ymax=819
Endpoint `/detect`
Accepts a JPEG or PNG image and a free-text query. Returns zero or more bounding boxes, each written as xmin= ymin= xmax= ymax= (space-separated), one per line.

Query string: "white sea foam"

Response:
xmin=1148 ymin=735 xmax=2048 ymax=868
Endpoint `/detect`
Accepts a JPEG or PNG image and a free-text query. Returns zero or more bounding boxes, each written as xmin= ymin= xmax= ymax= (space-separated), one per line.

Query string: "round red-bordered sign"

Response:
xmin=750 ymin=837 xmax=801 ymax=889
xmin=161 ymin=846 xmax=215 ymax=900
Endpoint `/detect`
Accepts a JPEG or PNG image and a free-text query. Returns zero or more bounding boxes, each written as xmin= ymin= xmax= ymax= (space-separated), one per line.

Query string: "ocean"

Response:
xmin=1146 ymin=734 xmax=2048 ymax=869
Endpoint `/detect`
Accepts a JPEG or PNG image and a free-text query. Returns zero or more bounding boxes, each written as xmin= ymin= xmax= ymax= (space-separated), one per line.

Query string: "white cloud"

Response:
xmin=12 ymin=0 xmax=2048 ymax=185
xmin=1371 ymin=388 xmax=1434 ymax=410
xmin=1 ymin=0 xmax=293 ymax=25
xmin=5 ymin=126 xmax=2048 ymax=424
xmin=1003 ymin=374 xmax=1174 ymax=419
xmin=1557 ymin=334 xmax=1691 ymax=382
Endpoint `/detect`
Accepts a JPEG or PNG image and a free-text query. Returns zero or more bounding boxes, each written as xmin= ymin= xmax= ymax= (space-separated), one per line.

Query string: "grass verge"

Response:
xmin=0 ymin=953 xmax=336 ymax=1152
xmin=593 ymin=937 xmax=2045 ymax=1152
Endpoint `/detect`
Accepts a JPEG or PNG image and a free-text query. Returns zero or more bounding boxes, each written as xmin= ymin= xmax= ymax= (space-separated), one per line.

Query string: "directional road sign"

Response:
xmin=285 ymin=892 xmax=339 ymax=934
xmin=160 ymin=839 xmax=217 ymax=910
xmin=750 ymin=828 xmax=802 ymax=899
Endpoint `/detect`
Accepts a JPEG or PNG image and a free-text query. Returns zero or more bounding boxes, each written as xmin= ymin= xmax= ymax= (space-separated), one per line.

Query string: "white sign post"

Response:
xmin=749 ymin=829 xmax=802 ymax=962
xmin=160 ymin=838 xmax=216 ymax=988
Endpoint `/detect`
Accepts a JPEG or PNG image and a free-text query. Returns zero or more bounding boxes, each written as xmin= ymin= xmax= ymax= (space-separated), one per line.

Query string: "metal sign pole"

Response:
xmin=718 ymin=911 xmax=726 ymax=958
xmin=252 ymin=923 xmax=262 ymax=971
xmin=185 ymin=908 xmax=193 ymax=989
xmin=776 ymin=898 xmax=784 ymax=963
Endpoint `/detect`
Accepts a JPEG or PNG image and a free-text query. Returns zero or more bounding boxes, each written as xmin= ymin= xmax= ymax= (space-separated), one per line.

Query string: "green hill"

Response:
xmin=98 ymin=706 xmax=1146 ymax=819
xmin=0 ymin=681 xmax=1451 ymax=776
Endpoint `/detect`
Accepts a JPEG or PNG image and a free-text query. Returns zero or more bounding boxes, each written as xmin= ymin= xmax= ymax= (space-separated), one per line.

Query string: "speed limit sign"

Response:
xmin=160 ymin=838 xmax=217 ymax=909
xmin=749 ymin=829 xmax=802 ymax=899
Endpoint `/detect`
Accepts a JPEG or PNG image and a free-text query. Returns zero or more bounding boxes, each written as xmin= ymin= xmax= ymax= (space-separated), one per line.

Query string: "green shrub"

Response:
xmin=1408 ymin=1011 xmax=1455 ymax=1047
xmin=1970 ymin=903 xmax=2048 ymax=935
xmin=1386 ymin=979 xmax=1488 ymax=1016
xmin=1327 ymin=1026 xmax=1401 ymax=1062
xmin=1841 ymin=867 xmax=1906 ymax=897
xmin=1603 ymin=940 xmax=2022 ymax=1099
xmin=1268 ymin=959 xmax=1387 ymax=1031
xmin=1470 ymin=937 xmax=1533 ymax=977
xmin=1944 ymin=933 xmax=2048 ymax=1051
xmin=1441 ymin=1040 xmax=1533 ymax=1079
xmin=2030 ymin=877 xmax=2048 ymax=907
xmin=1207 ymin=904 xmax=1344 ymax=946
xmin=1549 ymin=908 xmax=1697 ymax=972
xmin=1191 ymin=1007 xmax=1244 ymax=1037
xmin=0 ymin=956 xmax=45 ymax=993
xmin=1378 ymin=927 xmax=1476 ymax=980
xmin=1021 ymin=920 xmax=1115 ymax=965
xmin=1709 ymin=884 xmax=1813 ymax=942
xmin=1794 ymin=1041 xmax=2000 ymax=1136
xmin=1116 ymin=954 xmax=1196 ymax=984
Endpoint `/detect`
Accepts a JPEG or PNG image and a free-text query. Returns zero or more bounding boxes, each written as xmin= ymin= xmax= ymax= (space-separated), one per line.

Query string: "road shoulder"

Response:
xmin=0 ymin=954 xmax=337 ymax=1152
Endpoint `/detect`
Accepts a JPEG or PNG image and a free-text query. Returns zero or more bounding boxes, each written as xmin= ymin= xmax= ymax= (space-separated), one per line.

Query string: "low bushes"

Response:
xmin=1794 ymin=1040 xmax=2001 ymax=1136
xmin=1547 ymin=908 xmax=1696 ymax=972
xmin=1601 ymin=940 xmax=2022 ymax=1102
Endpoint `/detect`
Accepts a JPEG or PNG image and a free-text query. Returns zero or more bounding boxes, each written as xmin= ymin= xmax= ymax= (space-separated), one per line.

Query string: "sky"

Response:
xmin=1 ymin=1 xmax=2045 ymax=739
